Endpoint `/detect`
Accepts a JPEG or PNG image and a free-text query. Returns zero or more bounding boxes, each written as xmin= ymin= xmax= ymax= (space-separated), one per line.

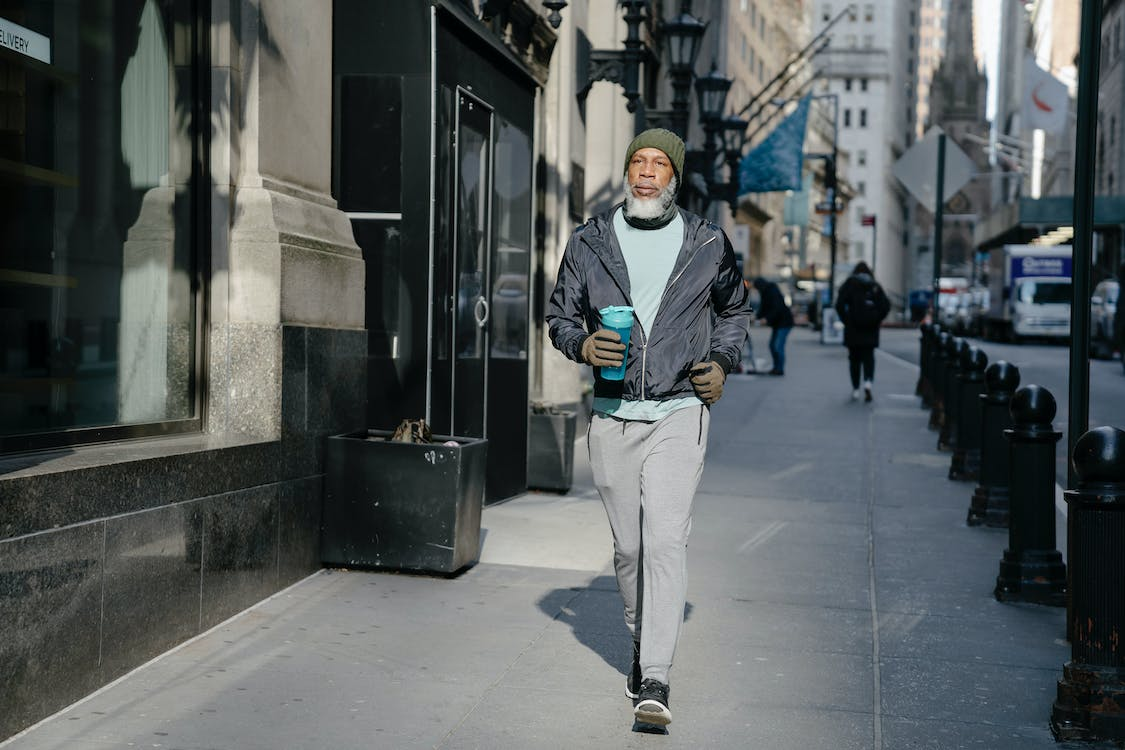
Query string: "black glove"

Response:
xmin=690 ymin=361 xmax=725 ymax=405
xmin=580 ymin=330 xmax=626 ymax=368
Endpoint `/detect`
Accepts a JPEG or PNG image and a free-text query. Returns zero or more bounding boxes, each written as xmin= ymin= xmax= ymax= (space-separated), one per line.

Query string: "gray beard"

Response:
xmin=622 ymin=176 xmax=679 ymax=220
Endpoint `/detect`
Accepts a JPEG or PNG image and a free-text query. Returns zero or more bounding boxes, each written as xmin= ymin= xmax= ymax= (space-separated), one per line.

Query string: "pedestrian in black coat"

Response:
xmin=752 ymin=277 xmax=794 ymax=375
xmin=834 ymin=262 xmax=890 ymax=401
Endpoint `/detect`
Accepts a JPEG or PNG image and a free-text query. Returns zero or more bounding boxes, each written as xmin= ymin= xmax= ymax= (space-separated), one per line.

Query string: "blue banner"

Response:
xmin=739 ymin=95 xmax=811 ymax=194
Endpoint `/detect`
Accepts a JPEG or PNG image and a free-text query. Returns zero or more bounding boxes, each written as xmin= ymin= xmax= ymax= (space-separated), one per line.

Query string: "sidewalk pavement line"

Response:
xmin=866 ymin=408 xmax=884 ymax=750
xmin=0 ymin=569 xmax=328 ymax=749
xmin=876 ymin=346 xmax=919 ymax=371
xmin=736 ymin=521 xmax=788 ymax=554
xmin=767 ymin=461 xmax=814 ymax=481
xmin=433 ymin=585 xmax=588 ymax=749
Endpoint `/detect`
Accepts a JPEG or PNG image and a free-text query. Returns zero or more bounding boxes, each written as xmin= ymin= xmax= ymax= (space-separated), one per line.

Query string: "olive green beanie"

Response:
xmin=623 ymin=128 xmax=686 ymax=179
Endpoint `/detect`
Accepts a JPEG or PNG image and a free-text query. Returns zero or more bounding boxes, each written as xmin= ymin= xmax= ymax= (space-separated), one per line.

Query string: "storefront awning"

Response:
xmin=975 ymin=195 xmax=1125 ymax=250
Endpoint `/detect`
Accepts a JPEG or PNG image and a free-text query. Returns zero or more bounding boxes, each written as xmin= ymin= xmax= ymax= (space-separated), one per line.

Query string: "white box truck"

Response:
xmin=982 ymin=244 xmax=1072 ymax=342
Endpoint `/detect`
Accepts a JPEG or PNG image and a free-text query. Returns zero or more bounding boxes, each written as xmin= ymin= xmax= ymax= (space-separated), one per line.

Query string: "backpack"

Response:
xmin=850 ymin=284 xmax=885 ymax=327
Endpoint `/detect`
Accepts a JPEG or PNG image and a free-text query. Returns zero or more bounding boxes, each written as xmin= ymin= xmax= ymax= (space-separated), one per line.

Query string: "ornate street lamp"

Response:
xmin=720 ymin=115 xmax=748 ymax=160
xmin=659 ymin=3 xmax=706 ymax=137
xmin=663 ymin=5 xmax=706 ymax=73
xmin=694 ymin=63 xmax=732 ymax=192
xmin=578 ymin=0 xmax=649 ymax=113
xmin=694 ymin=62 xmax=732 ymax=126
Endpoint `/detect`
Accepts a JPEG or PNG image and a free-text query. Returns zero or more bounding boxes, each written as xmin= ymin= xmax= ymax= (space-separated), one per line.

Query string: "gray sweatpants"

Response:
xmin=588 ymin=405 xmax=709 ymax=684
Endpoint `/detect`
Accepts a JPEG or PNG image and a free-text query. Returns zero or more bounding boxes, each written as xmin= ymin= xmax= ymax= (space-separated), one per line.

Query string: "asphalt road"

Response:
xmin=877 ymin=326 xmax=1125 ymax=485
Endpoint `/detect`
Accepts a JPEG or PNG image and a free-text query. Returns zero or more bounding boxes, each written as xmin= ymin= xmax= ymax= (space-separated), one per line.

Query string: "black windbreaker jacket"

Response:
xmin=546 ymin=206 xmax=752 ymax=402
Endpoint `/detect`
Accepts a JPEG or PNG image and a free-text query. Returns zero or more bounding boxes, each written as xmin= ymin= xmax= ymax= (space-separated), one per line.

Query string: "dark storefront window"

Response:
xmin=337 ymin=75 xmax=403 ymax=361
xmin=490 ymin=118 xmax=531 ymax=360
xmin=0 ymin=1 xmax=202 ymax=452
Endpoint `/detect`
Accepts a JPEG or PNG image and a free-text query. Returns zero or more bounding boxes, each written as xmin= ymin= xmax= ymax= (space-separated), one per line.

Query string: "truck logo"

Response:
xmin=1014 ymin=257 xmax=1070 ymax=277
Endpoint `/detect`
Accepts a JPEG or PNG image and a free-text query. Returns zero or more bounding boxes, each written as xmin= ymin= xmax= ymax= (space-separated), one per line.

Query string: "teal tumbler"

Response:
xmin=598 ymin=305 xmax=634 ymax=381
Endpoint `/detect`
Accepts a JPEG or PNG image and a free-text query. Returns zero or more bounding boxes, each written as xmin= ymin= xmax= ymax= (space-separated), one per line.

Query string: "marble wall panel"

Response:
xmin=0 ymin=524 xmax=104 ymax=740
xmin=200 ymin=485 xmax=279 ymax=629
xmin=100 ymin=504 xmax=204 ymax=680
xmin=0 ymin=442 xmax=280 ymax=541
xmin=279 ymin=477 xmax=322 ymax=586
xmin=305 ymin=327 xmax=366 ymax=436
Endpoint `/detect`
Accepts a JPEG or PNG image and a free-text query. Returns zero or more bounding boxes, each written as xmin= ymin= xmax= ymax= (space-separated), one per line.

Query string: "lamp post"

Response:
xmin=794 ymin=94 xmax=839 ymax=306
xmin=717 ymin=115 xmax=749 ymax=215
xmin=659 ymin=2 xmax=706 ymax=138
xmin=578 ymin=0 xmax=649 ymax=113
xmin=695 ymin=62 xmax=733 ymax=206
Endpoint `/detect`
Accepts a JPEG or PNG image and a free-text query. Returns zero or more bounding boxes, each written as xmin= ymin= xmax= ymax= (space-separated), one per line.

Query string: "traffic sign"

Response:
xmin=892 ymin=126 xmax=975 ymax=213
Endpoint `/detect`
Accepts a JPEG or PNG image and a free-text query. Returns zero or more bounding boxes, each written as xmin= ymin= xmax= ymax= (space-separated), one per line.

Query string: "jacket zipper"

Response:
xmin=666 ymin=236 xmax=716 ymax=291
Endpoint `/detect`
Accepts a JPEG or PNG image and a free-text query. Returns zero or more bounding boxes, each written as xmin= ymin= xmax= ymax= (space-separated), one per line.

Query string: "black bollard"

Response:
xmin=928 ymin=331 xmax=951 ymax=431
xmin=916 ymin=322 xmax=931 ymax=402
xmin=949 ymin=346 xmax=987 ymax=481
xmin=921 ymin=323 xmax=941 ymax=409
xmin=968 ymin=361 xmax=1020 ymax=527
xmin=1051 ymin=427 xmax=1125 ymax=742
xmin=993 ymin=385 xmax=1066 ymax=606
xmin=938 ymin=337 xmax=968 ymax=452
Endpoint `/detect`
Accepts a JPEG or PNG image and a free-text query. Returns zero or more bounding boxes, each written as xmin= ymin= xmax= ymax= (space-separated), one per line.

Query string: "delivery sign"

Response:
xmin=1012 ymin=255 xmax=1071 ymax=279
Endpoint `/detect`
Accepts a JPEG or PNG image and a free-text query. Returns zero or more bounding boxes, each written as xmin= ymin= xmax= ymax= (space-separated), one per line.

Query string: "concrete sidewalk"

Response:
xmin=3 ymin=328 xmax=1100 ymax=749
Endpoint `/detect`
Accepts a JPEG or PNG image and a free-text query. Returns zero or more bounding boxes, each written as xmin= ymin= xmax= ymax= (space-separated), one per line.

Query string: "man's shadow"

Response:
xmin=537 ymin=576 xmax=693 ymax=735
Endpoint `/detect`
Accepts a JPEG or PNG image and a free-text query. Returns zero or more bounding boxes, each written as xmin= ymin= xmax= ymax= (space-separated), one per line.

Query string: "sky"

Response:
xmin=973 ymin=0 xmax=1000 ymax=119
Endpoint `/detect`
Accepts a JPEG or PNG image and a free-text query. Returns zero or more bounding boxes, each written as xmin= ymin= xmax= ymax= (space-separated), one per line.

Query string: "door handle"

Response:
xmin=475 ymin=296 xmax=489 ymax=328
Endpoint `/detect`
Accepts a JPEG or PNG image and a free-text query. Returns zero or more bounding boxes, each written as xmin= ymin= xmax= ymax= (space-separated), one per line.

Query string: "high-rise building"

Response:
xmin=916 ymin=0 xmax=947 ymax=140
xmin=923 ymin=0 xmax=991 ymax=278
xmin=817 ymin=0 xmax=922 ymax=307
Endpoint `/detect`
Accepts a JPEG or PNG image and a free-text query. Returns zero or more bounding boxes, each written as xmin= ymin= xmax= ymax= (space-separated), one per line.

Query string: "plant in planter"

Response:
xmin=321 ymin=421 xmax=487 ymax=574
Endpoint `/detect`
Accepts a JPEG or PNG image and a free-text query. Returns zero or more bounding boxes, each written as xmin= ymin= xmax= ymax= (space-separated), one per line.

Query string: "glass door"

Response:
xmin=452 ymin=89 xmax=493 ymax=438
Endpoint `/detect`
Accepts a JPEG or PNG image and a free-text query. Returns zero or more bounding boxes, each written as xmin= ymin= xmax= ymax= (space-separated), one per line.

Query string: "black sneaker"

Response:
xmin=633 ymin=678 xmax=672 ymax=725
xmin=625 ymin=641 xmax=641 ymax=699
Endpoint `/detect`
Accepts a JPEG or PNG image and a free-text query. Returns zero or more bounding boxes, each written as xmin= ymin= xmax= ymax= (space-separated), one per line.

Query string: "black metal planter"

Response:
xmin=527 ymin=409 xmax=577 ymax=493
xmin=321 ymin=430 xmax=487 ymax=574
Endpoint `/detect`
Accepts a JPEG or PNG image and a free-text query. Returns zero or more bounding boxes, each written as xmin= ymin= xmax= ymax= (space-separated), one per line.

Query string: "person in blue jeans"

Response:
xmin=752 ymin=277 xmax=795 ymax=375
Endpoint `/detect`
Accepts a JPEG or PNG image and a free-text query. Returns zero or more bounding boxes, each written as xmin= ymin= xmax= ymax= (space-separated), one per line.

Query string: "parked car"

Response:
xmin=1090 ymin=279 xmax=1119 ymax=360
xmin=957 ymin=286 xmax=990 ymax=337
xmin=935 ymin=276 xmax=969 ymax=331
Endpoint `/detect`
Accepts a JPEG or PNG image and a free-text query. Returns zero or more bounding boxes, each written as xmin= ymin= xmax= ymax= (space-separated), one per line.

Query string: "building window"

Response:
xmin=758 ymin=59 xmax=764 ymax=80
xmin=857 ymin=181 xmax=866 ymax=195
xmin=823 ymin=4 xmax=832 ymax=22
xmin=860 ymin=78 xmax=868 ymax=92
xmin=860 ymin=108 xmax=868 ymax=127
xmin=857 ymin=149 xmax=867 ymax=166
xmin=864 ymin=35 xmax=873 ymax=48
xmin=1112 ymin=116 xmax=1118 ymax=147
xmin=864 ymin=4 xmax=874 ymax=21
xmin=844 ymin=108 xmax=852 ymax=127
xmin=741 ymin=0 xmax=748 ymax=10
xmin=845 ymin=34 xmax=856 ymax=47
xmin=848 ymin=4 xmax=857 ymax=21
xmin=845 ymin=78 xmax=853 ymax=91
xmin=1 ymin=0 xmax=204 ymax=453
